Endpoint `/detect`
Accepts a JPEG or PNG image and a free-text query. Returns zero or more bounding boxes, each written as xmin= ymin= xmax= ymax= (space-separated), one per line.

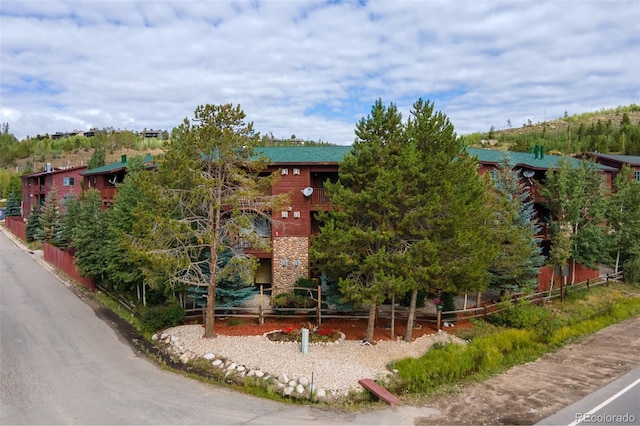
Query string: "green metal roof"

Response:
xmin=81 ymin=153 xmax=155 ymax=176
xmin=466 ymin=148 xmax=617 ymax=171
xmin=588 ymin=153 xmax=640 ymax=166
xmin=254 ymin=146 xmax=353 ymax=164
xmin=81 ymin=160 xmax=127 ymax=176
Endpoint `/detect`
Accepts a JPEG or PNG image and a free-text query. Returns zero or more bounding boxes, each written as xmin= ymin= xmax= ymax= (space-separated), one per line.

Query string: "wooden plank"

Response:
xmin=358 ymin=378 xmax=401 ymax=405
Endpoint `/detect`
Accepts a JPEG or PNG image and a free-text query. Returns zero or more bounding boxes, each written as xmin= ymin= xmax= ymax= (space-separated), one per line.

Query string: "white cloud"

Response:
xmin=1 ymin=0 xmax=638 ymax=143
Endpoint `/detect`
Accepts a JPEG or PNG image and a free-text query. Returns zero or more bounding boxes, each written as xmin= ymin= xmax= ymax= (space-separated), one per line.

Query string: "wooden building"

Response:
xmin=21 ymin=165 xmax=87 ymax=216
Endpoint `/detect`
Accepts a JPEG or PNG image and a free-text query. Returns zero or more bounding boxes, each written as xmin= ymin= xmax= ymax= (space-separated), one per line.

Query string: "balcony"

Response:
xmin=100 ymin=187 xmax=118 ymax=202
xmin=310 ymin=188 xmax=331 ymax=205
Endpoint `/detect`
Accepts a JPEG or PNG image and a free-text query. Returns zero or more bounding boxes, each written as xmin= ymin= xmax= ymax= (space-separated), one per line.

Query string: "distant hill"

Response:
xmin=462 ymin=104 xmax=640 ymax=156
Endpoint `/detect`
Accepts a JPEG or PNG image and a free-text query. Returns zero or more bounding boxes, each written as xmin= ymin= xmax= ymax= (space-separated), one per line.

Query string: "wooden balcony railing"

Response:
xmin=311 ymin=188 xmax=331 ymax=205
xmin=101 ymin=186 xmax=118 ymax=201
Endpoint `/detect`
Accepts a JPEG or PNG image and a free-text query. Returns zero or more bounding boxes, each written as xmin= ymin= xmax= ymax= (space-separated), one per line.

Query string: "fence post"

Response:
xmin=258 ymin=284 xmax=264 ymax=325
xmin=483 ymin=305 xmax=487 ymax=320
xmin=436 ymin=309 xmax=442 ymax=331
xmin=606 ymin=274 xmax=610 ymax=287
xmin=586 ymin=279 xmax=590 ymax=291
xmin=316 ymin=282 xmax=322 ymax=327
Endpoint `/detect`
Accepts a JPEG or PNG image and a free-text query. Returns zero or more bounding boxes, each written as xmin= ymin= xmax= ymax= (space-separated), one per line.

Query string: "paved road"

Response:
xmin=538 ymin=366 xmax=640 ymax=426
xmin=0 ymin=230 xmax=431 ymax=425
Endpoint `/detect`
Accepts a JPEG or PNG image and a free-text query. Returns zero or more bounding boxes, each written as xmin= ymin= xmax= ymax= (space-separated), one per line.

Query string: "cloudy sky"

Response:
xmin=1 ymin=1 xmax=639 ymax=144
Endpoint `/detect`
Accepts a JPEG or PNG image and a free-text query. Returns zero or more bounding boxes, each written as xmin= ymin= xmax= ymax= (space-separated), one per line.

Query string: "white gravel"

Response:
xmin=163 ymin=325 xmax=465 ymax=395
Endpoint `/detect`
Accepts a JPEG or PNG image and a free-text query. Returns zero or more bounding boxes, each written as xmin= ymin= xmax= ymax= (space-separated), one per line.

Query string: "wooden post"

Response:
xmin=258 ymin=284 xmax=264 ymax=325
xmin=586 ymin=279 xmax=590 ymax=291
xmin=316 ymin=282 xmax=322 ymax=327
xmin=476 ymin=291 xmax=482 ymax=308
xmin=390 ymin=292 xmax=395 ymax=340
xmin=436 ymin=308 xmax=442 ymax=331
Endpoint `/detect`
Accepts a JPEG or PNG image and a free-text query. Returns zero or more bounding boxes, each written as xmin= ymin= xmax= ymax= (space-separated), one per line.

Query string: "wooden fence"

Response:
xmin=445 ymin=271 xmax=623 ymax=323
xmin=43 ymin=243 xmax=96 ymax=290
xmin=182 ymin=272 xmax=623 ymax=328
xmin=4 ymin=216 xmax=26 ymax=241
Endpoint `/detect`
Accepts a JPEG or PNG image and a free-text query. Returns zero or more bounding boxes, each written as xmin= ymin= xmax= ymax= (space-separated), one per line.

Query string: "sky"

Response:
xmin=1 ymin=1 xmax=639 ymax=144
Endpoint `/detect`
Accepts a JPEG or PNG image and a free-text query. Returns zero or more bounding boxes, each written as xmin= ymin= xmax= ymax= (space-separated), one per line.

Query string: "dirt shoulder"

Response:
xmin=414 ymin=314 xmax=640 ymax=425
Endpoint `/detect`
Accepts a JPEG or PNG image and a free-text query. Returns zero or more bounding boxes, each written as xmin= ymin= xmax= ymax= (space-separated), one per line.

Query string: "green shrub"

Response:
xmin=623 ymin=257 xmax=640 ymax=284
xmin=270 ymin=292 xmax=316 ymax=311
xmin=489 ymin=301 xmax=552 ymax=330
xmin=142 ymin=301 xmax=185 ymax=331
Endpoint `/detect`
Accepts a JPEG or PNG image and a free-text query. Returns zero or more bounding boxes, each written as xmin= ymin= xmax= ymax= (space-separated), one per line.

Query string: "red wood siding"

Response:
xmin=536 ymin=264 xmax=600 ymax=292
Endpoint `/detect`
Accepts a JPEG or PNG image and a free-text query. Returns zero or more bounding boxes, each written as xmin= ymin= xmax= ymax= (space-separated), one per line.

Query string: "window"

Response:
xmin=281 ymin=211 xmax=289 ymax=218
xmin=293 ymin=211 xmax=301 ymax=218
xmin=281 ymin=168 xmax=288 ymax=175
xmin=293 ymin=168 xmax=300 ymax=175
xmin=635 ymin=171 xmax=640 ymax=182
xmin=63 ymin=177 xmax=75 ymax=186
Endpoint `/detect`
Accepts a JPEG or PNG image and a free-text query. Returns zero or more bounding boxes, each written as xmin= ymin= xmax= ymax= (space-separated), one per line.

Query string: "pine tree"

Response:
xmin=72 ymin=189 xmax=108 ymax=279
xmin=4 ymin=190 xmax=22 ymax=217
xmin=25 ymin=207 xmax=42 ymax=242
xmin=132 ymin=104 xmax=287 ymax=338
xmin=487 ymin=157 xmax=544 ymax=291
xmin=37 ymin=184 xmax=60 ymax=243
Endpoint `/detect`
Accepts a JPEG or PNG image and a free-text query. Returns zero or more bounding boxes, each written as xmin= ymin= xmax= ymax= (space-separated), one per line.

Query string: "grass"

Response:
xmin=388 ymin=282 xmax=640 ymax=395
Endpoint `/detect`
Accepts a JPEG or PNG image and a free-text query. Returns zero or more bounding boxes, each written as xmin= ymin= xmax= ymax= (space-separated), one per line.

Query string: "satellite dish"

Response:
xmin=302 ymin=187 xmax=314 ymax=197
xmin=523 ymin=170 xmax=535 ymax=178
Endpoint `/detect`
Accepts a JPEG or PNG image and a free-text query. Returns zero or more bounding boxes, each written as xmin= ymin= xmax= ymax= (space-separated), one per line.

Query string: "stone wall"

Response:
xmin=272 ymin=236 xmax=309 ymax=294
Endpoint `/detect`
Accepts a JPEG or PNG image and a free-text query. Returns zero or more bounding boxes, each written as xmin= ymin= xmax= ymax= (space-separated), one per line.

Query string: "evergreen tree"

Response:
xmin=132 ymin=104 xmax=287 ymax=338
xmin=72 ymin=189 xmax=108 ymax=279
xmin=312 ymin=99 xmax=494 ymax=342
xmin=4 ymin=190 xmax=22 ymax=217
xmin=487 ymin=158 xmax=544 ymax=291
xmin=312 ymin=99 xmax=407 ymax=342
xmin=37 ymin=184 xmax=60 ymax=243
xmin=25 ymin=206 xmax=42 ymax=242
xmin=102 ymin=156 xmax=146 ymax=294
xmin=88 ymin=144 xmax=106 ymax=169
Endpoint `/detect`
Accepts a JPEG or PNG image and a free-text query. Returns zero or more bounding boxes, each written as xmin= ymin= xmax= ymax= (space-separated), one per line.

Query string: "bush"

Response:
xmin=142 ymin=302 xmax=185 ymax=332
xmin=270 ymin=291 xmax=316 ymax=312
xmin=489 ymin=301 xmax=553 ymax=330
xmin=622 ymin=257 xmax=640 ymax=284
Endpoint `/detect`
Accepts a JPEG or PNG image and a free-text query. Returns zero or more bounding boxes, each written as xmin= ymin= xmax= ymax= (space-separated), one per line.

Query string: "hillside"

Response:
xmin=463 ymin=104 xmax=640 ymax=156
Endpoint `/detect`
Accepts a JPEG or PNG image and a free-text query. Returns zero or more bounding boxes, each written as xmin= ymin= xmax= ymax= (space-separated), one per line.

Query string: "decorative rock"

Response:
xmin=295 ymin=384 xmax=305 ymax=394
xmin=179 ymin=353 xmax=190 ymax=363
xmin=283 ymin=386 xmax=294 ymax=396
xmin=203 ymin=353 xmax=215 ymax=360
xmin=170 ymin=335 xmax=179 ymax=343
xmin=236 ymin=365 xmax=246 ymax=373
xmin=298 ymin=376 xmax=310 ymax=386
xmin=278 ymin=373 xmax=289 ymax=384
xmin=212 ymin=359 xmax=223 ymax=367
xmin=316 ymin=389 xmax=326 ymax=399
xmin=276 ymin=382 xmax=285 ymax=388
xmin=160 ymin=333 xmax=169 ymax=340
xmin=254 ymin=370 xmax=265 ymax=378
xmin=246 ymin=370 xmax=255 ymax=377
xmin=151 ymin=334 xmax=159 ymax=341
xmin=288 ymin=380 xmax=297 ymax=387
xmin=227 ymin=362 xmax=237 ymax=371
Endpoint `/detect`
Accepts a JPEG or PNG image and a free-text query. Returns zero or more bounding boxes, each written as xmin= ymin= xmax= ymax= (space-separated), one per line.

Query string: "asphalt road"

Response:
xmin=0 ymin=230 xmax=430 ymax=425
xmin=538 ymin=366 xmax=640 ymax=426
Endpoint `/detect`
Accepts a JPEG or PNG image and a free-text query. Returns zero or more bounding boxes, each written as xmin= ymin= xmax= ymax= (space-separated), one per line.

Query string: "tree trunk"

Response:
xmin=615 ymin=250 xmax=621 ymax=274
xmin=404 ymin=288 xmax=418 ymax=342
xmin=476 ymin=291 xmax=482 ymax=308
xmin=365 ymin=304 xmax=377 ymax=343
xmin=204 ymin=282 xmax=216 ymax=338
